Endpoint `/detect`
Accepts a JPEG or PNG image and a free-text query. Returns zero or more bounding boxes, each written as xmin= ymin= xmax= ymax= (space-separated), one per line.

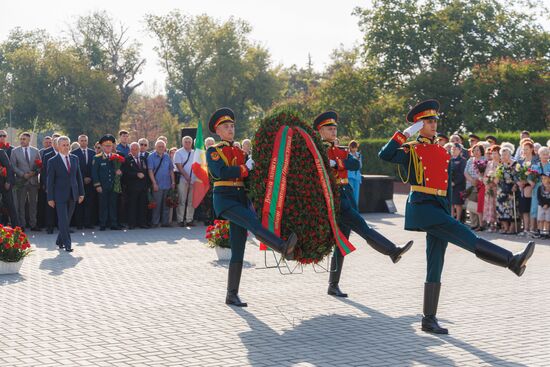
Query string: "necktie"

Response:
xmin=24 ymin=148 xmax=30 ymax=164
xmin=65 ymin=156 xmax=71 ymax=173
xmin=136 ymin=156 xmax=140 ymax=167
xmin=83 ymin=149 xmax=88 ymax=165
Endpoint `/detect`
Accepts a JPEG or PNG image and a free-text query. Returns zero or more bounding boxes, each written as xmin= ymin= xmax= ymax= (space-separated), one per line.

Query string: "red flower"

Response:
xmin=0 ymin=142 xmax=10 ymax=149
xmin=34 ymin=159 xmax=43 ymax=168
xmin=0 ymin=166 xmax=6 ymax=177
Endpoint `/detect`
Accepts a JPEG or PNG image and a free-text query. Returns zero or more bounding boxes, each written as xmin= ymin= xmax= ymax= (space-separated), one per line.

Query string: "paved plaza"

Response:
xmin=1 ymin=194 xmax=549 ymax=366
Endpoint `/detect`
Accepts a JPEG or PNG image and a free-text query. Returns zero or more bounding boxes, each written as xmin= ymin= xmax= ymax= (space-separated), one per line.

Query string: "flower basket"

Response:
xmin=205 ymin=220 xmax=231 ymax=249
xmin=1 ymin=225 xmax=32 ymax=274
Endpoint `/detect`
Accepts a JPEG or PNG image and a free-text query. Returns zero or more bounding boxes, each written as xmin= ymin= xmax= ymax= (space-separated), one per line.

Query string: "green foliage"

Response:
xmin=145 ymin=12 xmax=282 ymax=138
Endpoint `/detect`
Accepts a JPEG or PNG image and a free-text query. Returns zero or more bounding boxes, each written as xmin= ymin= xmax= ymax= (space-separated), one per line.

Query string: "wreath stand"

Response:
xmin=254 ymin=242 xmax=334 ymax=275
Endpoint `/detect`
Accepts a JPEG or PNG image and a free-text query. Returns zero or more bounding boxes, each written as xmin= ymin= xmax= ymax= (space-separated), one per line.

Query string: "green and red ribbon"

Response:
xmin=260 ymin=125 xmax=356 ymax=256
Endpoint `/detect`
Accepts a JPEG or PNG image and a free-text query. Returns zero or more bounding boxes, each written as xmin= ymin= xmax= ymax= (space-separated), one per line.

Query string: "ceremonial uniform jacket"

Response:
xmin=324 ymin=141 xmax=360 ymax=211
xmin=378 ymin=132 xmax=452 ymax=231
xmin=206 ymin=140 xmax=249 ymax=215
xmin=92 ymin=153 xmax=116 ymax=191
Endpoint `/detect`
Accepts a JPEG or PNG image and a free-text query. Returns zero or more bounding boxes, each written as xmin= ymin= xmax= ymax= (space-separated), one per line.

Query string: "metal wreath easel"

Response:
xmin=254 ymin=241 xmax=334 ymax=275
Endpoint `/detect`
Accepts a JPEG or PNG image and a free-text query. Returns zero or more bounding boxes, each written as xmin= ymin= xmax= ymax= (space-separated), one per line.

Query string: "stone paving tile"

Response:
xmin=1 ymin=194 xmax=549 ymax=366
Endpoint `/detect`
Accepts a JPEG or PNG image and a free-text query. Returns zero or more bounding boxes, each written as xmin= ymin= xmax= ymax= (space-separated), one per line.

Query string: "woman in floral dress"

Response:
xmin=483 ymin=146 xmax=500 ymax=232
xmin=464 ymin=143 xmax=486 ymax=230
xmin=495 ymin=147 xmax=519 ymax=234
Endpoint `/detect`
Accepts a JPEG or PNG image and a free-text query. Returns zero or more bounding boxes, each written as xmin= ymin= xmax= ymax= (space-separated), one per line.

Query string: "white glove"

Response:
xmin=403 ymin=121 xmax=424 ymax=137
xmin=329 ymin=160 xmax=337 ymax=168
xmin=246 ymin=158 xmax=255 ymax=170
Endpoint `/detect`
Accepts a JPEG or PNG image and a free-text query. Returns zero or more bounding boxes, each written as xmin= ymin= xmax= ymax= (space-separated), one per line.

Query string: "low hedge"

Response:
xmin=354 ymin=131 xmax=550 ymax=177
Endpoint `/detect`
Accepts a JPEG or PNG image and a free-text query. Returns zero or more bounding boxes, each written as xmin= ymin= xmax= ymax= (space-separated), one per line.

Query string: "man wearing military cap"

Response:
xmin=206 ymin=107 xmax=298 ymax=307
xmin=314 ymin=110 xmax=414 ymax=298
xmin=379 ymin=99 xmax=536 ymax=334
xmin=92 ymin=134 xmax=122 ymax=231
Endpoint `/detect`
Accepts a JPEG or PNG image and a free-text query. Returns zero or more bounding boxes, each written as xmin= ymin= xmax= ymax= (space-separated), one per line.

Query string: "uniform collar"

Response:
xmin=417 ymin=135 xmax=436 ymax=144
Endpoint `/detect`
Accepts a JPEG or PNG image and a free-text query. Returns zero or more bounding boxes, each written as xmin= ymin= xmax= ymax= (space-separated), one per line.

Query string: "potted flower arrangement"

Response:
xmin=205 ymin=220 xmax=231 ymax=260
xmin=0 ymin=225 xmax=32 ymax=275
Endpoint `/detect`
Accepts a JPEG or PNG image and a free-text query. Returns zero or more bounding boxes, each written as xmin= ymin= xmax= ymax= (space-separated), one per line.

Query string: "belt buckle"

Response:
xmin=436 ymin=189 xmax=443 ymax=196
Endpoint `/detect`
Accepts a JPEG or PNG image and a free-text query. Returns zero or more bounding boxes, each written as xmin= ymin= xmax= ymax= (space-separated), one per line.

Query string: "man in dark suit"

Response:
xmin=42 ymin=137 xmax=60 ymax=234
xmin=72 ymin=134 xmax=96 ymax=229
xmin=123 ymin=142 xmax=149 ymax=229
xmin=47 ymin=136 xmax=84 ymax=252
xmin=0 ymin=148 xmax=19 ymax=227
xmin=37 ymin=135 xmax=53 ymax=229
xmin=138 ymin=138 xmax=152 ymax=225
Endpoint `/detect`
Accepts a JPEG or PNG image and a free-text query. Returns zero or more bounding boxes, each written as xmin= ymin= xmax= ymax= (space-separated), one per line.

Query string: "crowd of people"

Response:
xmin=0 ymin=129 xmax=257 ymax=238
xmin=1 ymin=127 xmax=548 ymax=242
xmin=441 ymin=130 xmax=550 ymax=239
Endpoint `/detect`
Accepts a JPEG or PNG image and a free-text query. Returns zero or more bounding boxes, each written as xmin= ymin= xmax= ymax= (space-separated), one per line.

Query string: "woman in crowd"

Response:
xmin=517 ymin=139 xmax=539 ymax=236
xmin=450 ymin=143 xmax=467 ymax=221
xmin=483 ymin=146 xmax=500 ymax=232
xmin=528 ymin=146 xmax=550 ymax=238
xmin=464 ymin=143 xmax=486 ymax=230
xmin=495 ymin=147 xmax=519 ymax=234
xmin=347 ymin=140 xmax=363 ymax=206
xmin=241 ymin=139 xmax=252 ymax=161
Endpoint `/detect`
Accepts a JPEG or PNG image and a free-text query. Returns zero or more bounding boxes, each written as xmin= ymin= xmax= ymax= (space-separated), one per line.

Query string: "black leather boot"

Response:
xmin=226 ymin=262 xmax=247 ymax=307
xmin=475 ymin=238 xmax=535 ymax=277
xmin=361 ymin=229 xmax=413 ymax=264
xmin=421 ymin=282 xmax=448 ymax=334
xmin=327 ymin=255 xmax=347 ymax=297
xmin=255 ymin=229 xmax=298 ymax=261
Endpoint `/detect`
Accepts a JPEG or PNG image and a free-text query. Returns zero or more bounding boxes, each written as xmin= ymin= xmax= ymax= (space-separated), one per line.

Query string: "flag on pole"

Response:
xmin=191 ymin=120 xmax=210 ymax=208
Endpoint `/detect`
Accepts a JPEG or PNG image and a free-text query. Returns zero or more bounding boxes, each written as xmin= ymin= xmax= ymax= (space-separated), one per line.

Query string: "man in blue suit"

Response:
xmin=47 ymin=136 xmax=84 ymax=252
xmin=72 ymin=135 xmax=97 ymax=229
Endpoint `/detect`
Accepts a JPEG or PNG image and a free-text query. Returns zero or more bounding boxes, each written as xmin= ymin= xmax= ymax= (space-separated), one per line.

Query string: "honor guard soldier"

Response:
xmin=314 ymin=111 xmax=413 ymax=298
xmin=378 ymin=99 xmax=535 ymax=334
xmin=206 ymin=108 xmax=298 ymax=307
xmin=92 ymin=134 xmax=121 ymax=231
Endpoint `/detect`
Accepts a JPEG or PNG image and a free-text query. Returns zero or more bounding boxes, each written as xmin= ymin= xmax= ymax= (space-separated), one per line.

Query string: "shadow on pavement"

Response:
xmin=39 ymin=252 xmax=83 ymax=276
xmin=232 ymin=299 xmax=527 ymax=367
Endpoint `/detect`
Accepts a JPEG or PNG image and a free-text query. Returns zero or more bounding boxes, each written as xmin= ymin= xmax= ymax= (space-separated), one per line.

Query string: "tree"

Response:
xmin=68 ymin=11 xmax=145 ymax=125
xmin=145 ymin=12 xmax=282 ymax=137
xmin=462 ymin=58 xmax=550 ymax=132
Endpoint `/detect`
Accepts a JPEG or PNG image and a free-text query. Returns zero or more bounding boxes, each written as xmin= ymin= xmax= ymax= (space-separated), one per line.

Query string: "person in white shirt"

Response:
xmin=174 ymin=136 xmax=195 ymax=226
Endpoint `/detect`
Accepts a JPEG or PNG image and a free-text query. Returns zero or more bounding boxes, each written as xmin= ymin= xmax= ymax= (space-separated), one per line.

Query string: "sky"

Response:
xmin=0 ymin=0 xmax=366 ymax=94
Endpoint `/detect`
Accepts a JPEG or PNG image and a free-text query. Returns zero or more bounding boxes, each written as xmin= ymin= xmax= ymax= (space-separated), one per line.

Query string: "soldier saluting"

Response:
xmin=314 ymin=111 xmax=413 ymax=298
xmin=206 ymin=108 xmax=297 ymax=307
xmin=379 ymin=99 xmax=535 ymax=334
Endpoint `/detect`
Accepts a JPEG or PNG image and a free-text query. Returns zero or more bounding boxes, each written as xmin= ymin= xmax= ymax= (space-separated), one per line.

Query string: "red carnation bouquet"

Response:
xmin=0 ymin=165 xmax=6 ymax=177
xmin=147 ymin=191 xmax=157 ymax=209
xmin=109 ymin=154 xmax=125 ymax=193
xmin=1 ymin=225 xmax=32 ymax=262
xmin=165 ymin=188 xmax=179 ymax=208
xmin=33 ymin=159 xmax=42 ymax=175
xmin=205 ymin=220 xmax=231 ymax=249
xmin=0 ymin=142 xmax=11 ymax=150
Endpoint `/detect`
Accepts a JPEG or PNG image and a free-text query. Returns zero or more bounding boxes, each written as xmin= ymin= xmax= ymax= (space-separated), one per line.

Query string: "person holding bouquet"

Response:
xmin=483 ymin=146 xmax=500 ymax=232
xmin=517 ymin=139 xmax=539 ymax=236
xmin=92 ymin=135 xmax=122 ymax=231
xmin=10 ymin=132 xmax=41 ymax=230
xmin=379 ymin=99 xmax=535 ymax=335
xmin=206 ymin=107 xmax=298 ymax=307
xmin=495 ymin=147 xmax=519 ymax=234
